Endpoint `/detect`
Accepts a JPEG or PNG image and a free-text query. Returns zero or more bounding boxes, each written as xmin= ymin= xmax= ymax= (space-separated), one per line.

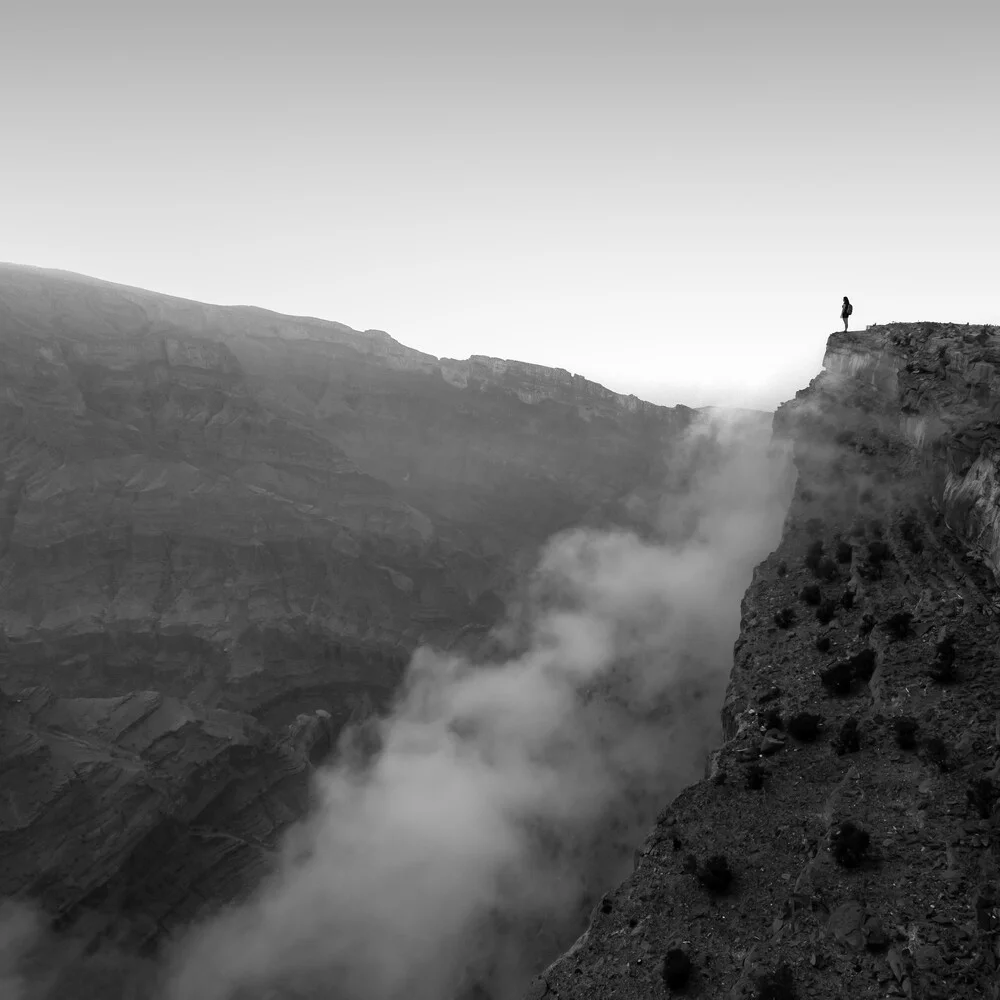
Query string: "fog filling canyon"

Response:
xmin=2 ymin=412 xmax=792 ymax=1000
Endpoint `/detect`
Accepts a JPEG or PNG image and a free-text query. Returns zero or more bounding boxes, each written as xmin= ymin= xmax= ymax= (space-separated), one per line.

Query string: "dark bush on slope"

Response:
xmin=662 ymin=948 xmax=692 ymax=989
xmin=696 ymin=854 xmax=733 ymax=894
xmin=774 ymin=607 xmax=795 ymax=628
xmin=831 ymin=820 xmax=871 ymax=868
xmin=894 ymin=716 xmax=919 ymax=750
xmin=815 ymin=600 xmax=837 ymax=624
xmin=787 ymin=713 xmax=821 ymax=742
xmin=834 ymin=717 xmax=860 ymax=755
xmin=820 ymin=661 xmax=854 ymax=695
xmin=755 ymin=962 xmax=796 ymax=1000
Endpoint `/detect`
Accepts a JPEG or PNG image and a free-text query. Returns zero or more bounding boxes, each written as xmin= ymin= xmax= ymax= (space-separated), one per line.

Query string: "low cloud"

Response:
xmin=159 ymin=411 xmax=792 ymax=1000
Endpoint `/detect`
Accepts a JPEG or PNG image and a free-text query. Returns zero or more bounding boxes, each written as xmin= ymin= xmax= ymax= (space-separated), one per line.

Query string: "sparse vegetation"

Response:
xmin=697 ymin=854 xmax=733 ymax=894
xmin=834 ymin=717 xmax=861 ymax=755
xmin=759 ymin=706 xmax=783 ymax=731
xmin=805 ymin=517 xmax=824 ymax=537
xmin=929 ymin=633 xmax=957 ymax=684
xmin=899 ymin=513 xmax=924 ymax=554
xmin=868 ymin=518 xmax=884 ymax=538
xmin=840 ymin=588 xmax=855 ymax=610
xmin=859 ymin=613 xmax=876 ymax=636
xmin=754 ymin=962 xmax=796 ymax=1000
xmin=815 ymin=600 xmax=837 ymax=625
xmin=776 ymin=560 xmax=788 ymax=578
xmin=835 ymin=539 xmax=853 ymax=563
xmin=745 ymin=763 xmax=767 ymax=790
xmin=804 ymin=540 xmax=824 ymax=574
xmin=799 ymin=584 xmax=821 ymax=605
xmin=815 ymin=635 xmax=831 ymax=653
xmin=662 ymin=948 xmax=692 ymax=990
xmin=830 ymin=820 xmax=871 ymax=868
xmin=867 ymin=539 xmax=892 ymax=567
xmin=967 ymin=778 xmax=998 ymax=820
xmin=894 ymin=716 xmax=919 ymax=750
xmin=774 ymin=607 xmax=795 ymax=629
xmin=882 ymin=611 xmax=913 ymax=640
xmin=922 ymin=737 xmax=949 ymax=771
xmin=820 ymin=661 xmax=854 ymax=695
xmin=849 ymin=648 xmax=876 ymax=682
xmin=787 ymin=712 xmax=821 ymax=742
xmin=816 ymin=557 xmax=840 ymax=582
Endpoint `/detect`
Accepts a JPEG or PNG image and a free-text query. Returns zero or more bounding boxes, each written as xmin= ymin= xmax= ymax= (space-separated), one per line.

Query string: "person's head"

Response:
xmin=843 ymin=296 xmax=850 ymax=303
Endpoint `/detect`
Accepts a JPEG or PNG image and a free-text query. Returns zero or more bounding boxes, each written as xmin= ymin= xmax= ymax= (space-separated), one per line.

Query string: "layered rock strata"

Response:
xmin=532 ymin=324 xmax=1000 ymax=1000
xmin=0 ymin=263 xmax=692 ymax=722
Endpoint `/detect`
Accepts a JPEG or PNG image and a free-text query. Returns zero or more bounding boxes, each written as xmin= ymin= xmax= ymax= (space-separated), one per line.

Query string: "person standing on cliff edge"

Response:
xmin=841 ymin=296 xmax=853 ymax=331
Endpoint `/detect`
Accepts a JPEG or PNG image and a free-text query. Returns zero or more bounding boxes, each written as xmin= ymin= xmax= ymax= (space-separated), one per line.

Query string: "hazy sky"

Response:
xmin=3 ymin=1 xmax=998 ymax=408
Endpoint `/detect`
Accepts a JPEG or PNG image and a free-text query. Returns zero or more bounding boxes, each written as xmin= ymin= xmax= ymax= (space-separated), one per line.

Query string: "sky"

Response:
xmin=2 ymin=0 xmax=998 ymax=409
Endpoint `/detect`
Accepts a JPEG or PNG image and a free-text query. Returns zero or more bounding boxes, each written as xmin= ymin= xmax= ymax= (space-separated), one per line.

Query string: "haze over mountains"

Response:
xmin=0 ymin=264 xmax=791 ymax=998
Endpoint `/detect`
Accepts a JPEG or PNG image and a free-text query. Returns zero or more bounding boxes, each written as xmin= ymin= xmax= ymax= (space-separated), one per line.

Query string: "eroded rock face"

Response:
xmin=533 ymin=324 xmax=1000 ymax=1000
xmin=0 ymin=263 xmax=693 ymax=721
xmin=0 ymin=264 xmax=702 ymax=961
xmin=0 ymin=686 xmax=324 ymax=952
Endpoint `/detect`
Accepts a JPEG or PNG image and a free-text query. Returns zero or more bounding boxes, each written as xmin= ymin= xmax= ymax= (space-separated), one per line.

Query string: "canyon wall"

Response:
xmin=533 ymin=323 xmax=1000 ymax=1000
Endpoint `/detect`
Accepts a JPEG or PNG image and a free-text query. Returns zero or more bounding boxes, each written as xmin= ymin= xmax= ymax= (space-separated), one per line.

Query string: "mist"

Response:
xmin=0 ymin=412 xmax=793 ymax=1000
xmin=154 ymin=412 xmax=792 ymax=1000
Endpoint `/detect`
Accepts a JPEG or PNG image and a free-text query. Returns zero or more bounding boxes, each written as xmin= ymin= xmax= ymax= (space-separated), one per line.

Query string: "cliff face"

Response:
xmin=0 ymin=264 xmax=698 ymax=952
xmin=0 ymin=264 xmax=692 ymax=722
xmin=533 ymin=324 xmax=1000 ymax=1000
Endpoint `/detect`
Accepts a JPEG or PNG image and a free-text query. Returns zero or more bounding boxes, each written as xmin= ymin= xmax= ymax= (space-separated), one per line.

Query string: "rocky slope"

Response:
xmin=0 ymin=264 xmax=701 ymax=954
xmin=0 ymin=263 xmax=693 ymax=720
xmin=532 ymin=323 xmax=1000 ymax=1000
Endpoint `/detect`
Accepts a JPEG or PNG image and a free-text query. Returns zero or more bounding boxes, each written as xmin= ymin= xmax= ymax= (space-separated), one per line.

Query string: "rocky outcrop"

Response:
xmin=0 ymin=686 xmax=329 ymax=952
xmin=532 ymin=324 xmax=1000 ymax=1000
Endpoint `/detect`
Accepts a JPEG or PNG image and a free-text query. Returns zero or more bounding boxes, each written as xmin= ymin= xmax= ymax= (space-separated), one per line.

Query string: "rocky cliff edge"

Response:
xmin=531 ymin=323 xmax=1000 ymax=1000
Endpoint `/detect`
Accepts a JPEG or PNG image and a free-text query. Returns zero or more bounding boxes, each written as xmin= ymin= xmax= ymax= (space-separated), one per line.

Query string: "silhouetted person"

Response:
xmin=841 ymin=296 xmax=853 ymax=331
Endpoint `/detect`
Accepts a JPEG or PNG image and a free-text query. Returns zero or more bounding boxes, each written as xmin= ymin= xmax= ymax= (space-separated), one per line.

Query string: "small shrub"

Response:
xmin=745 ymin=763 xmax=768 ymax=790
xmin=840 ymin=588 xmax=855 ymax=610
xmin=834 ymin=717 xmax=861 ymax=755
xmin=804 ymin=540 xmax=824 ymax=574
xmin=820 ymin=661 xmax=854 ymax=695
xmin=967 ymin=778 xmax=998 ymax=820
xmin=835 ymin=539 xmax=853 ymax=563
xmin=883 ymin=611 xmax=913 ymax=640
xmin=755 ymin=962 xmax=796 ymax=1000
xmin=929 ymin=634 xmax=957 ymax=684
xmin=787 ymin=712 xmax=821 ymax=742
xmin=759 ymin=706 xmax=783 ymax=731
xmin=816 ymin=558 xmax=840 ymax=582
xmin=899 ymin=514 xmax=924 ymax=554
xmin=776 ymin=560 xmax=788 ymax=578
xmin=600 ymin=896 xmax=614 ymax=914
xmin=922 ymin=737 xmax=949 ymax=771
xmin=799 ymin=584 xmax=821 ymax=605
xmin=816 ymin=600 xmax=837 ymax=625
xmin=849 ymin=648 xmax=876 ymax=682
xmin=662 ymin=948 xmax=692 ymax=990
xmin=894 ymin=716 xmax=919 ymax=750
xmin=805 ymin=517 xmax=824 ymax=537
xmin=830 ymin=820 xmax=871 ymax=868
xmin=774 ymin=607 xmax=795 ymax=629
xmin=868 ymin=519 xmax=884 ymax=539
xmin=799 ymin=488 xmax=815 ymax=503
xmin=697 ymin=854 xmax=733 ymax=894
xmin=867 ymin=540 xmax=892 ymax=566
xmin=815 ymin=635 xmax=831 ymax=653
xmin=858 ymin=613 xmax=876 ymax=636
